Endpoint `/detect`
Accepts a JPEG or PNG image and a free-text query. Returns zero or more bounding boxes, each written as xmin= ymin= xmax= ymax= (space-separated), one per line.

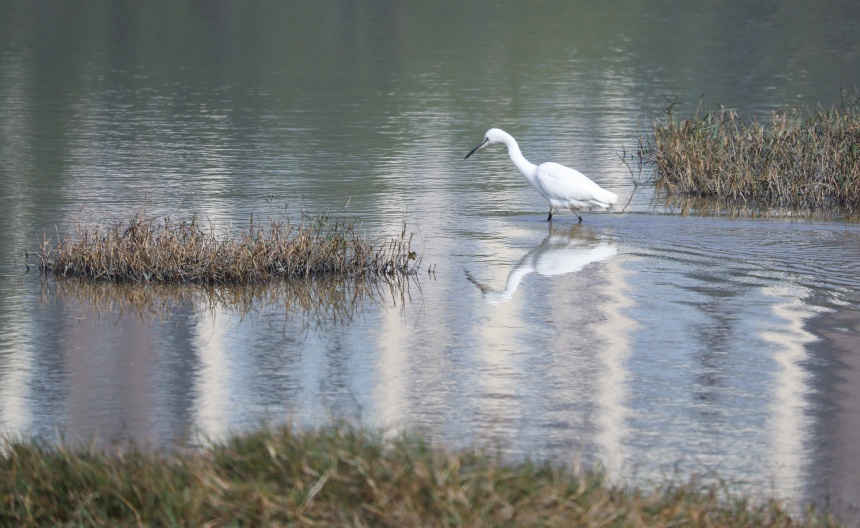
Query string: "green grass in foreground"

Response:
xmin=642 ymin=93 xmax=860 ymax=213
xmin=0 ymin=426 xmax=840 ymax=527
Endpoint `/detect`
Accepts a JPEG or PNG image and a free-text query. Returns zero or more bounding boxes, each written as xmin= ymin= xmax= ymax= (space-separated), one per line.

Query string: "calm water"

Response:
xmin=3 ymin=1 xmax=860 ymax=514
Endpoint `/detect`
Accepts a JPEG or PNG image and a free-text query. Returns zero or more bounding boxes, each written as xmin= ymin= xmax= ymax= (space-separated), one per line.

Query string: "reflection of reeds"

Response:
xmin=641 ymin=92 xmax=860 ymax=214
xmin=40 ymin=273 xmax=415 ymax=328
xmin=653 ymin=194 xmax=860 ymax=221
xmin=38 ymin=211 xmax=418 ymax=283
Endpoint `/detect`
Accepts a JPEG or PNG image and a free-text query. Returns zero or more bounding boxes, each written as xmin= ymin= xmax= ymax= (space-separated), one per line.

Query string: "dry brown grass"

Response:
xmin=641 ymin=92 xmax=860 ymax=214
xmin=37 ymin=210 xmax=419 ymax=283
xmin=0 ymin=425 xmax=841 ymax=527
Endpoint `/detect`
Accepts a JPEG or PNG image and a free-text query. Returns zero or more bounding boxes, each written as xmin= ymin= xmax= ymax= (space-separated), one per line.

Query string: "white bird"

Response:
xmin=465 ymin=128 xmax=618 ymax=222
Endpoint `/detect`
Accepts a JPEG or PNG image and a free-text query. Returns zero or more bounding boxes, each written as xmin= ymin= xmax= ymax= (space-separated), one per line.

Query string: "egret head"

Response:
xmin=465 ymin=128 xmax=507 ymax=159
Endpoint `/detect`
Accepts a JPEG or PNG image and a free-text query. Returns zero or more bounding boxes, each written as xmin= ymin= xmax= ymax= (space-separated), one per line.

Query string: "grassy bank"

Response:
xmin=38 ymin=211 xmax=418 ymax=283
xmin=0 ymin=426 xmax=838 ymax=527
xmin=641 ymin=94 xmax=860 ymax=213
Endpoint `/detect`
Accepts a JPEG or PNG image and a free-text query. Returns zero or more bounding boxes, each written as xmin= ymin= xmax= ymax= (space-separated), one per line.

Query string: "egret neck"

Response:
xmin=496 ymin=131 xmax=538 ymax=184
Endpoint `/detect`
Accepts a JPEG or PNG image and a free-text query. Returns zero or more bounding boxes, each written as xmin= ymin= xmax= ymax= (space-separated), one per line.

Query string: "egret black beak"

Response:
xmin=464 ymin=138 xmax=489 ymax=160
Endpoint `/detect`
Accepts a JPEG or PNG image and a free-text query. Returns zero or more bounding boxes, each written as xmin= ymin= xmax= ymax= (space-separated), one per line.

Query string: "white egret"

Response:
xmin=465 ymin=128 xmax=618 ymax=222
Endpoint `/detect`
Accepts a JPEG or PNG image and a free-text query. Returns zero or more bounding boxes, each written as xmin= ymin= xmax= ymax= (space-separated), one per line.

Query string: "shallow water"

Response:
xmin=2 ymin=1 xmax=860 ymax=515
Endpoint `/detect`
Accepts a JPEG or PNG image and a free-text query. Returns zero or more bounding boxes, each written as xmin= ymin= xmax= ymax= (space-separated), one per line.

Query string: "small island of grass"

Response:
xmin=641 ymin=93 xmax=860 ymax=214
xmin=37 ymin=211 xmax=418 ymax=284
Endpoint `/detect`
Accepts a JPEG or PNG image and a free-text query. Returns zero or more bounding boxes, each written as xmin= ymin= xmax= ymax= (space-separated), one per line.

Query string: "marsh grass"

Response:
xmin=641 ymin=93 xmax=860 ymax=214
xmin=0 ymin=425 xmax=839 ymax=527
xmin=38 ymin=210 xmax=419 ymax=283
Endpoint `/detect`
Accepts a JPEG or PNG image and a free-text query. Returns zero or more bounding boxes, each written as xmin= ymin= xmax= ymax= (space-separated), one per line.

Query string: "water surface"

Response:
xmin=2 ymin=1 xmax=860 ymax=515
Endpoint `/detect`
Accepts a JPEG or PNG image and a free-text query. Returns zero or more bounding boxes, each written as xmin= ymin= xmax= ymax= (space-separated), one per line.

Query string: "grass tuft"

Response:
xmin=0 ymin=425 xmax=843 ymax=527
xmin=641 ymin=91 xmax=860 ymax=214
xmin=37 ymin=210 xmax=419 ymax=283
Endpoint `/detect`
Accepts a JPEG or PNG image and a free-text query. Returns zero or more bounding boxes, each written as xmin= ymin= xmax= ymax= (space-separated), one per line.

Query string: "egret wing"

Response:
xmin=533 ymin=163 xmax=617 ymax=208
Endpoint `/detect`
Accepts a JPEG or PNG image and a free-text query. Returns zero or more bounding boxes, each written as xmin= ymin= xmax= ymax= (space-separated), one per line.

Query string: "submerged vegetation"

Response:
xmin=38 ymin=210 xmax=418 ymax=283
xmin=0 ymin=425 xmax=840 ymax=527
xmin=641 ymin=92 xmax=860 ymax=214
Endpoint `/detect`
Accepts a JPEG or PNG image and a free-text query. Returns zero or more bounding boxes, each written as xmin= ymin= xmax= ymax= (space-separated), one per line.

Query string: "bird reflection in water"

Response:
xmin=465 ymin=224 xmax=617 ymax=304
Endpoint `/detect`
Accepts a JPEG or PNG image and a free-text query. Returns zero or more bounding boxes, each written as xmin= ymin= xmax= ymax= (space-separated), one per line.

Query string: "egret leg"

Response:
xmin=546 ymin=209 xmax=553 ymax=222
xmin=576 ymin=214 xmax=583 ymax=223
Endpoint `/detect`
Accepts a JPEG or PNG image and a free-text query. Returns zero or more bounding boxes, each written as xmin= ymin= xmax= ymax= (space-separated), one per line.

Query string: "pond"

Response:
xmin=2 ymin=0 xmax=860 ymax=516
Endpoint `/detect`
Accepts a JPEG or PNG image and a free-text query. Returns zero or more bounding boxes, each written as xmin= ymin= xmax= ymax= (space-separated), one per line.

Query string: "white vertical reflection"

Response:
xmin=191 ymin=309 xmax=232 ymax=441
xmin=465 ymin=225 xmax=628 ymax=452
xmin=592 ymin=257 xmax=637 ymax=478
xmin=475 ymin=295 xmax=524 ymax=436
xmin=471 ymin=230 xmax=540 ymax=440
xmin=0 ymin=53 xmax=35 ymax=438
xmin=372 ymin=308 xmax=409 ymax=432
xmin=0 ymin=316 xmax=32 ymax=437
xmin=760 ymin=284 xmax=820 ymax=500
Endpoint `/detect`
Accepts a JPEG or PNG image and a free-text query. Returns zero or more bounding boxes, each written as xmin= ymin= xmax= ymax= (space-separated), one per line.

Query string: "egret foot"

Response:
xmin=576 ymin=214 xmax=583 ymax=222
xmin=546 ymin=210 xmax=553 ymax=222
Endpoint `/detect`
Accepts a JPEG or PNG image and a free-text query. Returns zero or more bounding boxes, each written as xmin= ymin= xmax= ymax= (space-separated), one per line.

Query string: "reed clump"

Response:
xmin=0 ymin=425 xmax=839 ymax=527
xmin=38 ymin=211 xmax=418 ymax=283
xmin=642 ymin=95 xmax=860 ymax=213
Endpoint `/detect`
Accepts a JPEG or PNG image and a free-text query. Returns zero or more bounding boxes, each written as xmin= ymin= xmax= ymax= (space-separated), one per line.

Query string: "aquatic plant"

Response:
xmin=37 ymin=211 xmax=419 ymax=283
xmin=0 ymin=425 xmax=839 ymax=527
xmin=641 ymin=92 xmax=860 ymax=213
